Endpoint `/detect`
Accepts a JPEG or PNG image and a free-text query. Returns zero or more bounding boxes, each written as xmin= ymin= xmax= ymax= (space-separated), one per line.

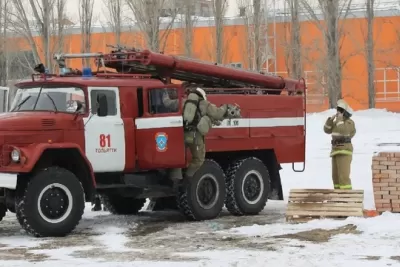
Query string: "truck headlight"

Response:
xmin=11 ymin=149 xmax=20 ymax=162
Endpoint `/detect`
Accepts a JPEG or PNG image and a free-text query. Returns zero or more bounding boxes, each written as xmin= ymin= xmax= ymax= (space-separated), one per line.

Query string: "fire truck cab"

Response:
xmin=0 ymin=48 xmax=306 ymax=238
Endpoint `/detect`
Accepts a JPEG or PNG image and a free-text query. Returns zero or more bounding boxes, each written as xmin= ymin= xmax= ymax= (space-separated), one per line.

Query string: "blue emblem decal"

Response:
xmin=155 ymin=132 xmax=168 ymax=152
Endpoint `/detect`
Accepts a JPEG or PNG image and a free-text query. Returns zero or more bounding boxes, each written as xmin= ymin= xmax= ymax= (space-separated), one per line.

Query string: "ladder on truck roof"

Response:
xmin=52 ymin=47 xmax=306 ymax=95
xmin=100 ymin=46 xmax=305 ymax=94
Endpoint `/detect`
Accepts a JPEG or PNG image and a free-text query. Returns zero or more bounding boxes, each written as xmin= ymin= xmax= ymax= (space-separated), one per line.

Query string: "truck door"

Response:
xmin=83 ymin=87 xmax=126 ymax=172
xmin=135 ymin=86 xmax=186 ymax=170
xmin=0 ymin=87 xmax=9 ymax=113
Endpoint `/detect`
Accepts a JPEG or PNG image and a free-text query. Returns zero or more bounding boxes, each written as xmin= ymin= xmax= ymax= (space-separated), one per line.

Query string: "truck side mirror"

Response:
xmin=97 ymin=94 xmax=108 ymax=117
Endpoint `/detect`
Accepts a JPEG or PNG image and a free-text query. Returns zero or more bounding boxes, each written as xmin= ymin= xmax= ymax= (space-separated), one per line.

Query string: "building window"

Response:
xmin=200 ymin=3 xmax=211 ymax=17
xmin=230 ymin=63 xmax=242 ymax=68
xmin=239 ymin=6 xmax=246 ymax=16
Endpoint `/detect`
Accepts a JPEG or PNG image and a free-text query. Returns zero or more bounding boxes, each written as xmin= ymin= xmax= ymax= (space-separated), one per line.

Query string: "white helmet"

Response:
xmin=195 ymin=87 xmax=207 ymax=100
xmin=337 ymin=99 xmax=353 ymax=115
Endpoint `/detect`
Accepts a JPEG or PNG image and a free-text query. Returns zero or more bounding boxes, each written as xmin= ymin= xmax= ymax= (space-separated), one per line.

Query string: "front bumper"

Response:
xmin=0 ymin=173 xmax=17 ymax=189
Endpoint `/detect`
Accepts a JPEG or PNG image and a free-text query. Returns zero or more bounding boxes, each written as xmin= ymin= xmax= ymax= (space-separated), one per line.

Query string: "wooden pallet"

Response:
xmin=286 ymin=189 xmax=364 ymax=223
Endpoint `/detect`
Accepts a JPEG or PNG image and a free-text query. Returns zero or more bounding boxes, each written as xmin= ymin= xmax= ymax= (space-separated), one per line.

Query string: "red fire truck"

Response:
xmin=0 ymin=47 xmax=306 ymax=237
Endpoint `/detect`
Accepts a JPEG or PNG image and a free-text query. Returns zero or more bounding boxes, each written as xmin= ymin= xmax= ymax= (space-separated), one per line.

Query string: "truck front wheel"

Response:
xmin=15 ymin=167 xmax=85 ymax=237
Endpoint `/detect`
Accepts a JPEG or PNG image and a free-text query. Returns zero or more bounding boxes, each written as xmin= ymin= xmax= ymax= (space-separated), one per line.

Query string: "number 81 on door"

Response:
xmin=96 ymin=134 xmax=117 ymax=153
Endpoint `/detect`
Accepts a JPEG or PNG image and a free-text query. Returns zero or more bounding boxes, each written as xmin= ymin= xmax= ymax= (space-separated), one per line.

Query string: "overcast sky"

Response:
xmin=64 ymin=0 xmax=241 ymax=23
xmin=63 ymin=0 xmax=292 ymax=23
xmin=63 ymin=0 xmax=398 ymax=24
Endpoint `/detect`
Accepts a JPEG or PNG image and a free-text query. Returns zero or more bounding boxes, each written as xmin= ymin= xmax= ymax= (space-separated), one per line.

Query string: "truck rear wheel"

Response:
xmin=225 ymin=157 xmax=270 ymax=216
xmin=177 ymin=159 xmax=226 ymax=221
xmin=15 ymin=167 xmax=85 ymax=237
xmin=101 ymin=195 xmax=145 ymax=215
xmin=0 ymin=203 xmax=6 ymax=222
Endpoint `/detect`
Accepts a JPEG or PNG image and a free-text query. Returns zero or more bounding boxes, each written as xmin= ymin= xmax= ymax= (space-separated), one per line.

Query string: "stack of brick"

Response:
xmin=372 ymin=152 xmax=400 ymax=213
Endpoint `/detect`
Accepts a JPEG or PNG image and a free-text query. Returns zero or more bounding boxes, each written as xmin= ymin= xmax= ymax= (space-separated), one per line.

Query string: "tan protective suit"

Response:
xmin=323 ymin=100 xmax=356 ymax=189
xmin=162 ymin=91 xmax=230 ymax=179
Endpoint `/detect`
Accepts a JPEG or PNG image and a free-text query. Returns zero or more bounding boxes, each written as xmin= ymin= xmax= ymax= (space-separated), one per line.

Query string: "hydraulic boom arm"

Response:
xmin=101 ymin=47 xmax=305 ymax=93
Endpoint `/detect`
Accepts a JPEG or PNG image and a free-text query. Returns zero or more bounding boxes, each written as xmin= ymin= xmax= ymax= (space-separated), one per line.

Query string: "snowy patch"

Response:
xmin=30 ymin=246 xmax=95 ymax=262
xmin=281 ymin=108 xmax=400 ymax=210
xmin=1 ymin=108 xmax=400 ymax=266
xmin=226 ymin=218 xmax=350 ymax=237
xmin=92 ymin=226 xmax=135 ymax=253
xmin=0 ymin=235 xmax=47 ymax=249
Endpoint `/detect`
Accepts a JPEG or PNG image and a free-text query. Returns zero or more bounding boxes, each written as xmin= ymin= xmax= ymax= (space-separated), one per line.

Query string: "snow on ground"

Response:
xmin=281 ymin=108 xmax=400 ymax=210
xmin=2 ymin=108 xmax=400 ymax=266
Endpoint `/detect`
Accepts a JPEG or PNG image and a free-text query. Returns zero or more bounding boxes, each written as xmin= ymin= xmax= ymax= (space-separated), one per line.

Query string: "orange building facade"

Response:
xmin=8 ymin=9 xmax=400 ymax=113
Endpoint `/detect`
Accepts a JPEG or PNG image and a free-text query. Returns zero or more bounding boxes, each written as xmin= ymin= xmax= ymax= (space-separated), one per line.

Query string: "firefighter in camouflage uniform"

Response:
xmin=323 ymin=99 xmax=356 ymax=190
xmin=162 ymin=86 xmax=240 ymax=186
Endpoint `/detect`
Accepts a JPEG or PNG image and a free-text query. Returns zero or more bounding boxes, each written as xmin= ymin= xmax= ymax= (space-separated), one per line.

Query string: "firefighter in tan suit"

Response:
xmin=323 ymin=99 xmax=356 ymax=190
xmin=162 ymin=87 xmax=240 ymax=184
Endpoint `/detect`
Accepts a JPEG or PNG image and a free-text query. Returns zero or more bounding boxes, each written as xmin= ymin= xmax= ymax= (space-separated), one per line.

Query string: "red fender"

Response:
xmin=4 ymin=143 xmax=96 ymax=187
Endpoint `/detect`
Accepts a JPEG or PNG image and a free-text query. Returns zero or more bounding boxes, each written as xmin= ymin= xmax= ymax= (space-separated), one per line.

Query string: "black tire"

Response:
xmin=177 ymin=159 xmax=226 ymax=221
xmin=225 ymin=157 xmax=270 ymax=216
xmin=101 ymin=195 xmax=145 ymax=215
xmin=15 ymin=167 xmax=85 ymax=237
xmin=0 ymin=203 xmax=6 ymax=222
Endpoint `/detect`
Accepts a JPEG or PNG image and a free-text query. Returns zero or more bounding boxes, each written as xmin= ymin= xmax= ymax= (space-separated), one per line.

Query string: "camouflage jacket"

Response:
xmin=323 ymin=116 xmax=356 ymax=156
xmin=162 ymin=92 xmax=227 ymax=122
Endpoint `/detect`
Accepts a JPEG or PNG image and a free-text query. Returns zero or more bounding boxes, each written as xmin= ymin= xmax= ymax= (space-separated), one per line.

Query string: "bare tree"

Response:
xmin=237 ymin=0 xmax=272 ymax=71
xmin=211 ymin=0 xmax=228 ymax=63
xmin=237 ymin=0 xmax=253 ymax=69
xmin=53 ymin=0 xmax=67 ymax=54
xmin=181 ymin=0 xmax=196 ymax=57
xmin=0 ymin=0 xmax=9 ymax=85
xmin=28 ymin=0 xmax=55 ymax=70
xmin=301 ymin=0 xmax=353 ymax=107
xmin=8 ymin=0 xmax=68 ymax=73
xmin=284 ymin=0 xmax=302 ymax=79
xmin=126 ymin=0 xmax=178 ymax=52
xmin=48 ymin=0 xmax=68 ymax=71
xmin=103 ymin=0 xmax=122 ymax=45
xmin=9 ymin=0 xmax=49 ymax=70
xmin=78 ymin=0 xmax=94 ymax=66
xmin=252 ymin=0 xmax=261 ymax=70
xmin=365 ymin=0 xmax=375 ymax=108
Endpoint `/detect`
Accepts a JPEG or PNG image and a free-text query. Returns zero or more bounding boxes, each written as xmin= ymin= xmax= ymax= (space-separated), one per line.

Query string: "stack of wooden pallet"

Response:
xmin=286 ymin=189 xmax=364 ymax=223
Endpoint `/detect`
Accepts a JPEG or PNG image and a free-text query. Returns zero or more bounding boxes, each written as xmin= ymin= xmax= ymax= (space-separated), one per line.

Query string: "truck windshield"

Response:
xmin=10 ymin=87 xmax=85 ymax=113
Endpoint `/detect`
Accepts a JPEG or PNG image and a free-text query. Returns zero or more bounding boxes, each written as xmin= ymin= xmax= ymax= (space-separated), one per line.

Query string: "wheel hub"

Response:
xmin=242 ymin=170 xmax=264 ymax=204
xmin=196 ymin=174 xmax=219 ymax=209
xmin=38 ymin=183 xmax=73 ymax=224
xmin=40 ymin=187 xmax=68 ymax=219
